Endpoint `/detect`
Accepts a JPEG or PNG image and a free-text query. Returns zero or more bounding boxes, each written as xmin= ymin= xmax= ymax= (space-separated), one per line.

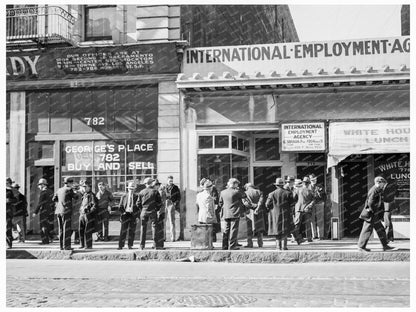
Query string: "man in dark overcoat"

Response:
xmin=218 ymin=178 xmax=246 ymax=250
xmin=33 ymin=178 xmax=54 ymax=244
xmin=6 ymin=177 xmax=16 ymax=249
xmin=243 ymin=183 xmax=265 ymax=248
xmin=357 ymin=176 xmax=394 ymax=252
xmin=137 ymin=177 xmax=162 ymax=250
xmin=265 ymin=178 xmax=294 ymax=250
xmin=12 ymin=183 xmax=28 ymax=243
xmin=52 ymin=177 xmax=78 ymax=250
xmin=118 ymin=181 xmax=139 ymax=250
xmin=78 ymin=180 xmax=98 ymax=249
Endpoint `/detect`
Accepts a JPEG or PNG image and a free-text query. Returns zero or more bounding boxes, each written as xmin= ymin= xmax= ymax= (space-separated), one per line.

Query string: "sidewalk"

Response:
xmin=6 ymin=237 xmax=410 ymax=263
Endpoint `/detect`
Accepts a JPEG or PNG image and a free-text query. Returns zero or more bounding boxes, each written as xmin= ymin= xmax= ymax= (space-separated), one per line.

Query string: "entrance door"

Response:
xmin=340 ymin=162 xmax=368 ymax=237
xmin=253 ymin=166 xmax=281 ymax=197
xmin=296 ymin=165 xmax=325 ymax=185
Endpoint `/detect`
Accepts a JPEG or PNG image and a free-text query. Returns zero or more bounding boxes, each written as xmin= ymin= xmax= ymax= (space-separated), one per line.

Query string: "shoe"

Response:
xmin=117 ymin=247 xmax=123 ymax=250
xmin=222 ymin=247 xmax=228 ymax=250
xmin=84 ymin=247 xmax=92 ymax=250
xmin=64 ymin=248 xmax=73 ymax=251
xmin=244 ymin=245 xmax=253 ymax=248
xmin=229 ymin=247 xmax=240 ymax=250
xmin=128 ymin=246 xmax=133 ymax=250
xmin=358 ymin=247 xmax=371 ymax=252
xmin=307 ymin=239 xmax=313 ymax=242
xmin=296 ymin=238 xmax=305 ymax=245
xmin=95 ymin=238 xmax=101 ymax=242
xmin=74 ymin=240 xmax=80 ymax=244
xmin=155 ymin=247 xmax=165 ymax=250
xmin=7 ymin=246 xmax=12 ymax=249
xmin=79 ymin=246 xmax=85 ymax=249
xmin=104 ymin=237 xmax=110 ymax=242
xmin=383 ymin=245 xmax=395 ymax=251
xmin=283 ymin=247 xmax=288 ymax=250
xmin=236 ymin=243 xmax=242 ymax=247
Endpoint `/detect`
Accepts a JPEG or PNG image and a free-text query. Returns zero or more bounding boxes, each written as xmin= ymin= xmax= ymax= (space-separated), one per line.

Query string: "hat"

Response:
xmin=199 ymin=178 xmax=207 ymax=187
xmin=12 ymin=183 xmax=20 ymax=189
xmin=302 ymin=177 xmax=310 ymax=184
xmin=143 ymin=177 xmax=154 ymax=185
xmin=294 ymin=179 xmax=303 ymax=187
xmin=274 ymin=178 xmax=284 ymax=186
xmin=167 ymin=175 xmax=173 ymax=180
xmin=153 ymin=178 xmax=161 ymax=185
xmin=228 ymin=178 xmax=240 ymax=185
xmin=80 ymin=180 xmax=92 ymax=187
xmin=285 ymin=175 xmax=295 ymax=182
xmin=309 ymin=174 xmax=317 ymax=181
xmin=64 ymin=177 xmax=74 ymax=184
xmin=126 ymin=181 xmax=136 ymax=190
xmin=6 ymin=177 xmax=14 ymax=184
xmin=38 ymin=178 xmax=48 ymax=186
xmin=375 ymin=176 xmax=386 ymax=183
xmin=97 ymin=181 xmax=105 ymax=186
xmin=203 ymin=180 xmax=213 ymax=189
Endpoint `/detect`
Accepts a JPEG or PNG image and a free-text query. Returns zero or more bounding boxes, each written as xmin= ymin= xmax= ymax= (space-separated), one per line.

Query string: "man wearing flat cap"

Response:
xmin=52 ymin=177 xmax=79 ymax=250
xmin=136 ymin=177 xmax=163 ymax=250
xmin=218 ymin=178 xmax=247 ymax=250
xmin=33 ymin=178 xmax=54 ymax=244
xmin=357 ymin=176 xmax=394 ymax=252
xmin=265 ymin=178 xmax=294 ymax=250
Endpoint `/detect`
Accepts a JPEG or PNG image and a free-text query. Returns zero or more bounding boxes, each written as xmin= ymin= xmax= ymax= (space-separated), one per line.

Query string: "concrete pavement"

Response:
xmin=6 ymin=236 xmax=410 ymax=263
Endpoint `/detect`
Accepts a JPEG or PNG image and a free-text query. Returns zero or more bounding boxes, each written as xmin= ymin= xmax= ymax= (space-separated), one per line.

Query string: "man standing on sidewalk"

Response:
xmin=33 ymin=178 xmax=54 ymax=244
xmin=52 ymin=177 xmax=78 ymax=250
xmin=242 ymin=183 xmax=265 ymax=248
xmin=78 ymin=180 xmax=98 ymax=249
xmin=6 ymin=177 xmax=17 ymax=249
xmin=12 ymin=183 xmax=28 ymax=243
xmin=165 ymin=176 xmax=181 ymax=242
xmin=358 ymin=176 xmax=394 ymax=252
xmin=95 ymin=181 xmax=114 ymax=242
xmin=293 ymin=177 xmax=315 ymax=244
xmin=118 ymin=182 xmax=139 ymax=250
xmin=219 ymin=178 xmax=246 ymax=250
xmin=309 ymin=174 xmax=326 ymax=240
xmin=137 ymin=178 xmax=162 ymax=250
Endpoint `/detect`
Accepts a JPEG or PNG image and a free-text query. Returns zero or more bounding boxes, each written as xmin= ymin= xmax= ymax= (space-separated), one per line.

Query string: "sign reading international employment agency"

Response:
xmin=281 ymin=122 xmax=326 ymax=152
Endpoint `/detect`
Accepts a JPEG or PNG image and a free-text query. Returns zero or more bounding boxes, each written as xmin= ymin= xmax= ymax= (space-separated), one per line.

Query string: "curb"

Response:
xmin=6 ymin=249 xmax=410 ymax=263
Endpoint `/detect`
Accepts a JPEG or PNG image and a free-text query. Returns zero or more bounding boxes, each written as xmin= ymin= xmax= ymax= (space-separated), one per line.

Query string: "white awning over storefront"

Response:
xmin=328 ymin=120 xmax=410 ymax=167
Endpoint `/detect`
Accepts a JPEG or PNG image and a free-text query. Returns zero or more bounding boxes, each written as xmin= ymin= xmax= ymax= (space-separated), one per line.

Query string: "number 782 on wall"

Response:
xmin=84 ymin=117 xmax=105 ymax=126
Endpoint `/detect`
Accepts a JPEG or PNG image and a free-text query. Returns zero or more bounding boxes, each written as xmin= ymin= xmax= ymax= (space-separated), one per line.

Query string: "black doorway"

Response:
xmin=340 ymin=162 xmax=368 ymax=237
xmin=253 ymin=166 xmax=281 ymax=197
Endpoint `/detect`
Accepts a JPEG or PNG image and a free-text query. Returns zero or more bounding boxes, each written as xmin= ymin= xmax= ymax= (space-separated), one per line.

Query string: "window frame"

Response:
xmin=84 ymin=5 xmax=116 ymax=41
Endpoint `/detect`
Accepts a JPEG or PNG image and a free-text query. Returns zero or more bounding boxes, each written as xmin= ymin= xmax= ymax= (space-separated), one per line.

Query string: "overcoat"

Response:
xmin=244 ymin=187 xmax=265 ymax=233
xmin=265 ymin=186 xmax=293 ymax=237
xmin=219 ymin=187 xmax=246 ymax=219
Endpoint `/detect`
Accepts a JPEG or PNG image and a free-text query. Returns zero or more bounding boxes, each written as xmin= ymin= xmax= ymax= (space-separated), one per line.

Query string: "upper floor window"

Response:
xmin=85 ymin=5 xmax=116 ymax=41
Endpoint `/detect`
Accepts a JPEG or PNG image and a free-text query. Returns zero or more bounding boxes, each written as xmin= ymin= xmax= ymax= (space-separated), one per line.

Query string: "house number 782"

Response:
xmin=84 ymin=117 xmax=105 ymax=126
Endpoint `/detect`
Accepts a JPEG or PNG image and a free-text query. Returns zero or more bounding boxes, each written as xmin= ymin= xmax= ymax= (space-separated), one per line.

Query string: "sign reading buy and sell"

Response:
xmin=182 ymin=36 xmax=409 ymax=76
xmin=281 ymin=122 xmax=325 ymax=152
xmin=328 ymin=120 xmax=410 ymax=167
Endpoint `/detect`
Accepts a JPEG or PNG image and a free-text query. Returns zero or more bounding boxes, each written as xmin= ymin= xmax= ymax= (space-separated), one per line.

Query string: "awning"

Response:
xmin=328 ymin=120 xmax=410 ymax=167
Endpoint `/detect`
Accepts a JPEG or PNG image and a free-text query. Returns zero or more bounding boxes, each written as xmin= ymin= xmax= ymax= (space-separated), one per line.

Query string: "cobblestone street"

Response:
xmin=6 ymin=260 xmax=410 ymax=307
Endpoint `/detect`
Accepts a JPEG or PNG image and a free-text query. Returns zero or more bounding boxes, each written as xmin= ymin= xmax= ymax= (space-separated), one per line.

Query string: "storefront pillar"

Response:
xmin=9 ymin=92 xmax=26 ymax=191
xmin=330 ymin=166 xmax=342 ymax=239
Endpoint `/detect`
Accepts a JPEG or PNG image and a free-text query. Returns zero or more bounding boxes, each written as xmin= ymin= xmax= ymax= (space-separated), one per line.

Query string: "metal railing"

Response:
xmin=6 ymin=5 xmax=76 ymax=44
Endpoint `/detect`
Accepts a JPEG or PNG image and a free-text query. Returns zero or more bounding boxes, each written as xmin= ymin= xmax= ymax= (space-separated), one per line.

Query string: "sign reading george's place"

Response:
xmin=182 ymin=36 xmax=410 ymax=77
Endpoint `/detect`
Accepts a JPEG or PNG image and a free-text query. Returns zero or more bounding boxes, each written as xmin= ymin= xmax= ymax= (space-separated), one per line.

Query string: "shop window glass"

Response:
xmin=198 ymin=154 xmax=231 ymax=192
xmin=50 ymin=92 xmax=70 ymax=133
xmin=114 ymin=111 xmax=137 ymax=132
xmin=85 ymin=5 xmax=115 ymax=41
xmin=215 ymin=135 xmax=229 ymax=148
xmin=255 ymin=137 xmax=279 ymax=161
xmin=199 ymin=136 xmax=213 ymax=149
xmin=232 ymin=136 xmax=238 ymax=149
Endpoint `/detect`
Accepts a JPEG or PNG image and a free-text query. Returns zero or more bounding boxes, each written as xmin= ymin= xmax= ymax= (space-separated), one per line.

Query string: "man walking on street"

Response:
xmin=242 ymin=183 xmax=265 ymax=248
xmin=6 ymin=177 xmax=16 ymax=249
xmin=52 ymin=177 xmax=78 ymax=250
xmin=137 ymin=177 xmax=162 ymax=250
xmin=165 ymin=175 xmax=181 ymax=242
xmin=12 ymin=183 xmax=28 ymax=243
xmin=118 ymin=182 xmax=139 ymax=250
xmin=358 ymin=176 xmax=394 ymax=252
xmin=95 ymin=181 xmax=114 ymax=241
xmin=78 ymin=180 xmax=98 ymax=249
xmin=33 ymin=178 xmax=54 ymax=244
xmin=219 ymin=178 xmax=246 ymax=250
xmin=383 ymin=180 xmax=397 ymax=243
xmin=309 ymin=174 xmax=326 ymax=240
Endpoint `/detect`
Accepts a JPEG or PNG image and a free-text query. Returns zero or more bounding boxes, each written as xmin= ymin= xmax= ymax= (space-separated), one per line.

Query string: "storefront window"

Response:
xmin=255 ymin=137 xmax=279 ymax=161
xmin=199 ymin=136 xmax=213 ymax=149
xmin=61 ymin=140 xmax=157 ymax=192
xmin=214 ymin=135 xmax=229 ymax=148
xmin=85 ymin=5 xmax=116 ymax=41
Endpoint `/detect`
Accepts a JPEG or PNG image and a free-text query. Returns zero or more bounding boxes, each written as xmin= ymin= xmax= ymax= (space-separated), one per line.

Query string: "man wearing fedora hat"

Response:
xmin=265 ymin=178 xmax=294 ymax=250
xmin=196 ymin=180 xmax=218 ymax=244
xmin=33 ymin=178 xmax=54 ymax=244
xmin=309 ymin=174 xmax=327 ymax=240
xmin=118 ymin=181 xmax=140 ymax=250
xmin=293 ymin=177 xmax=315 ymax=244
xmin=6 ymin=177 xmax=17 ymax=249
xmin=52 ymin=177 xmax=79 ymax=250
xmin=137 ymin=177 xmax=163 ymax=250
xmin=153 ymin=178 xmax=166 ymax=248
xmin=78 ymin=180 xmax=98 ymax=249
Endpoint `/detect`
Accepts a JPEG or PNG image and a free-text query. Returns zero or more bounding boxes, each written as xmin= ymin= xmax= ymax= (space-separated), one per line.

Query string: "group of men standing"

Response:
xmin=5 ymin=175 xmax=181 ymax=251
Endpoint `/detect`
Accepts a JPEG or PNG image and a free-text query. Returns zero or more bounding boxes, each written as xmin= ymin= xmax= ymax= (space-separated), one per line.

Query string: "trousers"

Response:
xmin=222 ymin=218 xmax=240 ymax=249
xmin=79 ymin=213 xmax=95 ymax=248
xmin=140 ymin=213 xmax=158 ymax=248
xmin=383 ymin=211 xmax=394 ymax=242
xmin=357 ymin=218 xmax=388 ymax=248
xmin=311 ymin=202 xmax=325 ymax=239
xmin=246 ymin=217 xmax=263 ymax=247
xmin=57 ymin=213 xmax=72 ymax=250
xmin=166 ymin=202 xmax=176 ymax=241
xmin=119 ymin=213 xmax=137 ymax=248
